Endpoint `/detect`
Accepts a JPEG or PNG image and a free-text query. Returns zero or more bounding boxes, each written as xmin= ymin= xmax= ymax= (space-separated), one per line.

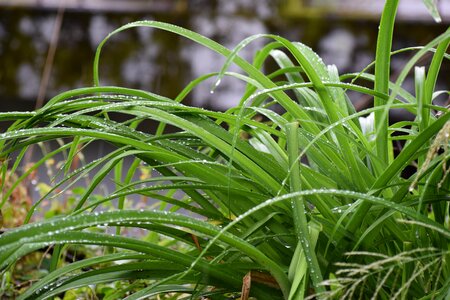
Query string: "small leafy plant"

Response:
xmin=0 ymin=0 xmax=449 ymax=299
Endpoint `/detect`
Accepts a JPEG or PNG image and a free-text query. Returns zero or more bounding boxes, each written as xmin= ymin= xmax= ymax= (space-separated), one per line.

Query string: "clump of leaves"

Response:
xmin=0 ymin=0 xmax=449 ymax=299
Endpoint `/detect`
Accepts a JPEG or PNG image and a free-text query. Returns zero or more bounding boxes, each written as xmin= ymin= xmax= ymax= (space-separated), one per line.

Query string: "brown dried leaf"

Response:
xmin=191 ymin=233 xmax=202 ymax=251
xmin=241 ymin=271 xmax=251 ymax=300
xmin=250 ymin=270 xmax=280 ymax=289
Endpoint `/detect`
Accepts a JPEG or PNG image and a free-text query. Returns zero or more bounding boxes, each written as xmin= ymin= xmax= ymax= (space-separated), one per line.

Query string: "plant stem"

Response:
xmin=374 ymin=0 xmax=399 ymax=166
xmin=286 ymin=122 xmax=325 ymax=296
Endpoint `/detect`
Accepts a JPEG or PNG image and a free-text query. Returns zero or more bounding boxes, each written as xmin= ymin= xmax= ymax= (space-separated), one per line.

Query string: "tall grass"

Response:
xmin=0 ymin=1 xmax=449 ymax=299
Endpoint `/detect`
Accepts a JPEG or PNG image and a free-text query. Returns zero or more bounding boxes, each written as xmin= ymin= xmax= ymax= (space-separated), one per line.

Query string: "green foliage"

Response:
xmin=0 ymin=1 xmax=449 ymax=299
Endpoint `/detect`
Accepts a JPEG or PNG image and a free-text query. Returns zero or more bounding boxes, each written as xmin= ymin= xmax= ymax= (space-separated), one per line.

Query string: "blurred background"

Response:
xmin=0 ymin=0 xmax=449 ymax=113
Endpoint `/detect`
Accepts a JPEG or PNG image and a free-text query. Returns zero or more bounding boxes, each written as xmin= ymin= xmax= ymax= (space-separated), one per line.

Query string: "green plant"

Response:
xmin=0 ymin=0 xmax=449 ymax=299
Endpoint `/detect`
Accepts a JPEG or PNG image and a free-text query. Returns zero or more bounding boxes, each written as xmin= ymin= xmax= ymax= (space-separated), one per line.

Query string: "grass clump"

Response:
xmin=0 ymin=1 xmax=449 ymax=299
